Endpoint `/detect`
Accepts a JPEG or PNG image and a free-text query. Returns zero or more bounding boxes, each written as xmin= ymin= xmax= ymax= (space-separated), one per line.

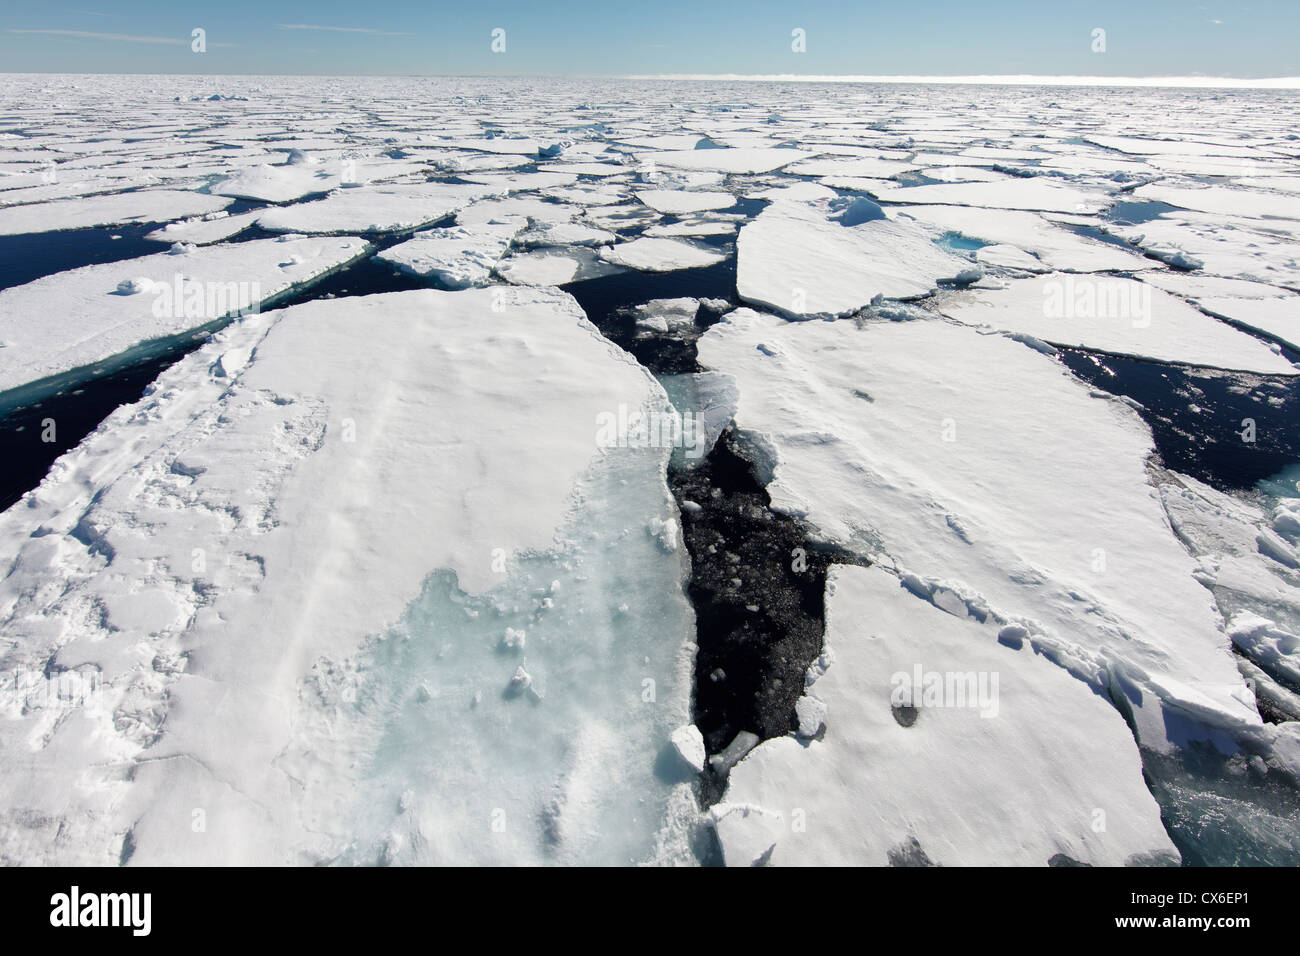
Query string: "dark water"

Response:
xmin=1058 ymin=349 xmax=1300 ymax=492
xmin=0 ymin=198 xmax=268 ymax=291
xmin=562 ymin=255 xmax=737 ymax=374
xmin=0 ymin=224 xmax=163 ymax=291
xmin=669 ymin=431 xmax=863 ymax=795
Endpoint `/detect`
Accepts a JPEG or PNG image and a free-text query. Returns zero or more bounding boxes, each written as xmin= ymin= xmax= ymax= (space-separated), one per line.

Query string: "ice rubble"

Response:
xmin=0 ymin=235 xmax=370 ymax=402
xmin=714 ymin=564 xmax=1178 ymax=867
xmin=376 ymin=220 xmax=525 ymax=287
xmin=696 ymin=312 xmax=1265 ymax=755
xmin=937 ymin=274 xmax=1298 ymax=376
xmin=737 ymin=199 xmax=974 ymax=318
xmin=0 ymin=287 xmax=697 ymax=865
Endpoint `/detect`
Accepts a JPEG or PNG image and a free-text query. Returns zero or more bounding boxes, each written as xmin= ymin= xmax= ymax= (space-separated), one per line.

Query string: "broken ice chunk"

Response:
xmin=670 ymin=725 xmax=706 ymax=774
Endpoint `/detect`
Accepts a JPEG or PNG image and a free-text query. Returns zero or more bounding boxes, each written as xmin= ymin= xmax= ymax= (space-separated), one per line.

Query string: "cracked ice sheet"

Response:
xmin=697 ymin=312 xmax=1262 ymax=750
xmin=0 ymin=188 xmax=232 ymax=236
xmin=737 ymin=199 xmax=973 ymax=318
xmin=1194 ymin=296 xmax=1300 ymax=352
xmin=257 ymin=182 xmax=498 ymax=234
xmin=937 ymin=274 xmax=1298 ymax=376
xmin=715 ymin=564 xmax=1178 ymax=867
xmin=0 ymin=235 xmax=371 ymax=402
xmin=0 ymin=287 xmax=697 ymax=865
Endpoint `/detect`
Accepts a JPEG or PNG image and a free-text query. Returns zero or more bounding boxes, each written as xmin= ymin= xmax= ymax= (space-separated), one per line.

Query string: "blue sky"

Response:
xmin=1 ymin=0 xmax=1296 ymax=77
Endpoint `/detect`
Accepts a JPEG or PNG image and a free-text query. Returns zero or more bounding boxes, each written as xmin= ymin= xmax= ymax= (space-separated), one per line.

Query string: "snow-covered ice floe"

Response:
xmin=375 ymin=220 xmax=525 ymax=287
xmin=937 ymin=273 xmax=1298 ymax=375
xmin=737 ymin=199 xmax=975 ymax=318
xmin=713 ymin=564 xmax=1178 ymax=866
xmin=697 ymin=311 xmax=1286 ymax=764
xmin=0 ymin=188 xmax=232 ymax=236
xmin=257 ymin=182 xmax=498 ymax=235
xmin=0 ymin=235 xmax=371 ymax=409
xmin=0 ymin=287 xmax=698 ymax=865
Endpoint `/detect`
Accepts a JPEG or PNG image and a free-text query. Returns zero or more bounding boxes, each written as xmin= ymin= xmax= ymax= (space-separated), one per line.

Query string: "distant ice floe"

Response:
xmin=937 ymin=273 xmax=1298 ymax=375
xmin=864 ymin=178 xmax=1113 ymax=214
xmin=737 ymin=199 xmax=974 ymax=318
xmin=640 ymin=147 xmax=815 ymax=175
xmin=0 ymin=188 xmax=231 ymax=236
xmin=634 ymin=189 xmax=736 ymax=215
xmin=257 ymin=182 xmax=498 ymax=234
xmin=376 ymin=219 xmax=525 ymax=287
xmin=598 ymin=236 xmax=727 ymax=273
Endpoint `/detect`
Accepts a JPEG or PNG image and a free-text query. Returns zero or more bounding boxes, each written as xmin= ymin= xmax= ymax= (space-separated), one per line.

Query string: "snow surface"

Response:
xmin=715 ymin=564 xmax=1178 ymax=866
xmin=937 ymin=274 xmax=1298 ymax=375
xmin=698 ymin=312 xmax=1265 ymax=754
xmin=0 ymin=189 xmax=231 ymax=236
xmin=0 ymin=235 xmax=370 ymax=402
xmin=737 ymin=199 xmax=973 ymax=317
xmin=257 ymin=182 xmax=497 ymax=234
xmin=0 ymin=287 xmax=698 ymax=865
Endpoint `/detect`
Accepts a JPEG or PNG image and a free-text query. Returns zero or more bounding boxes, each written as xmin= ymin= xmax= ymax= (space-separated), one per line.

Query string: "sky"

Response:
xmin=0 ymin=0 xmax=1296 ymax=78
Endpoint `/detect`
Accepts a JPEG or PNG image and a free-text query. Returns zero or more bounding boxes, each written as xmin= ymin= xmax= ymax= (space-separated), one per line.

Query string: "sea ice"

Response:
xmin=737 ymin=199 xmax=973 ymax=318
xmin=937 ymin=274 xmax=1298 ymax=375
xmin=715 ymin=564 xmax=1179 ymax=866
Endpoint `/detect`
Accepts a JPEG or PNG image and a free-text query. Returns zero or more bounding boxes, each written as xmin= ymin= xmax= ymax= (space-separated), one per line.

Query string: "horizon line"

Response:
xmin=2 ymin=71 xmax=1298 ymax=89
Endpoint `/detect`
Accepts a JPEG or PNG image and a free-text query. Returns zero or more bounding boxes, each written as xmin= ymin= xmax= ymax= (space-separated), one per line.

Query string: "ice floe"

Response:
xmin=714 ymin=564 xmax=1179 ymax=866
xmin=737 ymin=199 xmax=974 ymax=317
xmin=937 ymin=274 xmax=1298 ymax=375
xmin=0 ymin=235 xmax=370 ymax=402
xmin=0 ymin=287 xmax=697 ymax=865
xmin=697 ymin=312 xmax=1264 ymax=753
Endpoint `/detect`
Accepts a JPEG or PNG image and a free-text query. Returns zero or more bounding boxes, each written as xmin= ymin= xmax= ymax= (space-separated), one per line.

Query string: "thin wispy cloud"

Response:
xmin=9 ymin=28 xmax=188 ymax=45
xmin=276 ymin=24 xmax=411 ymax=37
